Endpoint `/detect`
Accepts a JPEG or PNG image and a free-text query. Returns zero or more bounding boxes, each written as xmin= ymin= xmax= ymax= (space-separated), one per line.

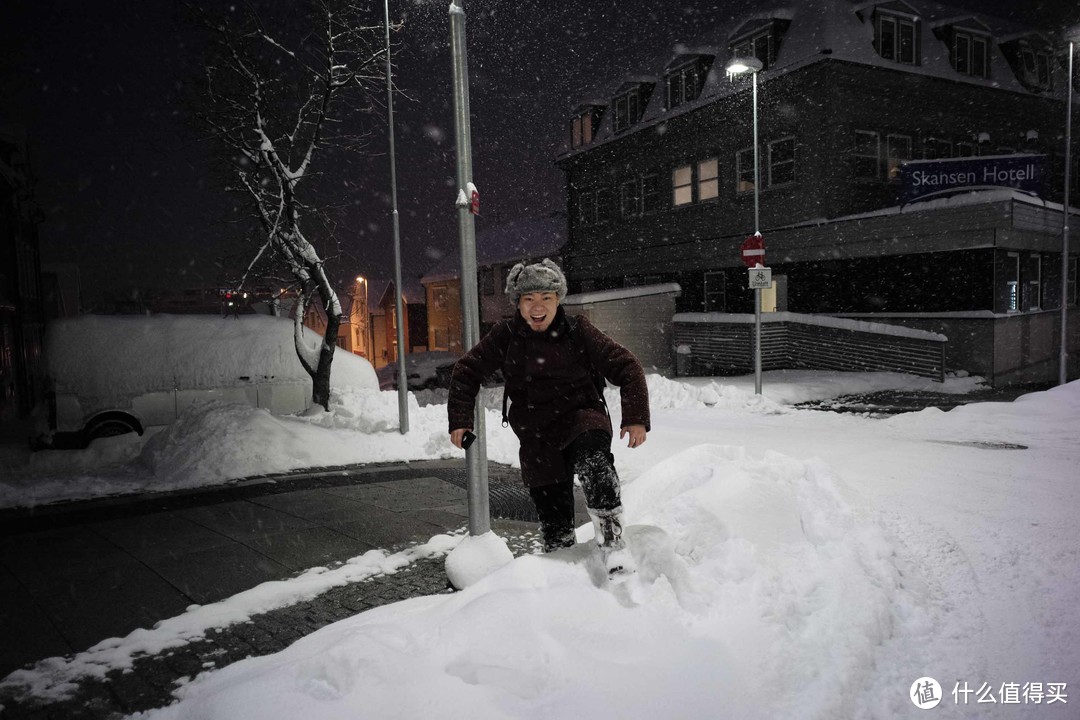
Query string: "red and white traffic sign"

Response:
xmin=741 ymin=233 xmax=765 ymax=268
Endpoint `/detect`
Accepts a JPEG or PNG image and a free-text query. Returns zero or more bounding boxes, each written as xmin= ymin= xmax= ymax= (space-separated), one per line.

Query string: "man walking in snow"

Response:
xmin=447 ymin=259 xmax=650 ymax=576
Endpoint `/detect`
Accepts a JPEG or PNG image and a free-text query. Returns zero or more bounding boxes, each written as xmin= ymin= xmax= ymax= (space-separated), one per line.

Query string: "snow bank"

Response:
xmin=45 ymin=314 xmax=378 ymax=401
xmin=128 ymin=444 xmax=915 ymax=720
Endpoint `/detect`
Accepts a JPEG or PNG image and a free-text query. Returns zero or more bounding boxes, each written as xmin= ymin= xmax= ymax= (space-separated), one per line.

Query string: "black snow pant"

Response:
xmin=528 ymin=430 xmax=622 ymax=553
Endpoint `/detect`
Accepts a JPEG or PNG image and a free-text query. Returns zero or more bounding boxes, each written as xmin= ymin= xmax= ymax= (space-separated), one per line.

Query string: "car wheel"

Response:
xmin=85 ymin=414 xmax=142 ymax=442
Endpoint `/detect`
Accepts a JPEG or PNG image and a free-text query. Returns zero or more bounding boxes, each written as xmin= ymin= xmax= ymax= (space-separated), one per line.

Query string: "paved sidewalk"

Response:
xmin=0 ymin=460 xmax=588 ymax=719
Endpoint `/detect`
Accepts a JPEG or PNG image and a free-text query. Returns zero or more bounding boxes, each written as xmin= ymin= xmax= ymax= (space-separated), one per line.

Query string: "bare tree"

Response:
xmin=189 ymin=1 xmax=388 ymax=410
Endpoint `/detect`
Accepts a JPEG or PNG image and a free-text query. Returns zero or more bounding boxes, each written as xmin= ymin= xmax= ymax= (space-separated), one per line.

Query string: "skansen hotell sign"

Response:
xmin=901 ymin=153 xmax=1047 ymax=203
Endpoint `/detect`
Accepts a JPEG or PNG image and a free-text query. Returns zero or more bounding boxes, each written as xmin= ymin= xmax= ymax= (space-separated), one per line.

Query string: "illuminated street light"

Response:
xmin=725 ymin=55 xmax=765 ymax=395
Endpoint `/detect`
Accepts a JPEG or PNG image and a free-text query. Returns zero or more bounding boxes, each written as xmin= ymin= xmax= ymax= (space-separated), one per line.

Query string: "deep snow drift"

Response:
xmin=1 ymin=372 xmax=1075 ymax=719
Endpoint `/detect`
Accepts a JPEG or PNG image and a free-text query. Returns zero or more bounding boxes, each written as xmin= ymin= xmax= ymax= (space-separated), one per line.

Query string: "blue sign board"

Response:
xmin=901 ymin=154 xmax=1047 ymax=203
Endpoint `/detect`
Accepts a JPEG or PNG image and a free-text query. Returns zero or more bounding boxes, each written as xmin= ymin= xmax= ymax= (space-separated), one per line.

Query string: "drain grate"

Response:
xmin=435 ymin=467 xmax=538 ymax=522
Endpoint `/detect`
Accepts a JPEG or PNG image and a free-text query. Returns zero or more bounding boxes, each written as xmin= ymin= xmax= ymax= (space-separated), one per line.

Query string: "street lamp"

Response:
xmin=725 ymin=55 xmax=765 ymax=395
xmin=1060 ymin=25 xmax=1079 ymax=386
xmin=383 ymin=0 xmax=409 ymax=432
xmin=449 ymin=0 xmax=491 ymax=538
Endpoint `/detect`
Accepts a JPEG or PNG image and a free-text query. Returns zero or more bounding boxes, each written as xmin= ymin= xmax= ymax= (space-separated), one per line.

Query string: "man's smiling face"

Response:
xmin=518 ymin=291 xmax=560 ymax=332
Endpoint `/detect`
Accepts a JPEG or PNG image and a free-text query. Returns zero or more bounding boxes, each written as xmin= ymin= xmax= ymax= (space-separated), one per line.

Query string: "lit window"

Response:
xmin=768 ymin=137 xmax=795 ymax=186
xmin=854 ymin=130 xmax=880 ymax=179
xmin=698 ymin=157 xmax=719 ymax=200
xmin=673 ymin=165 xmax=693 ymax=206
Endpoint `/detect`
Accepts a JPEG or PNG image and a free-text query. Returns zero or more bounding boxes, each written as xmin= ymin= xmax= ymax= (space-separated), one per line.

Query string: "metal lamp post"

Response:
xmin=1060 ymin=28 xmax=1078 ymax=386
xmin=449 ymin=0 xmax=490 ymax=537
xmin=384 ymin=0 xmax=409 ymax=432
xmin=726 ymin=56 xmax=765 ymax=395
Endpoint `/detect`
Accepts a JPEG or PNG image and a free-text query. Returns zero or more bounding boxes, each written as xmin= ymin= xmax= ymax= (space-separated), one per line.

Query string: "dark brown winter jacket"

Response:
xmin=447 ymin=306 xmax=650 ymax=488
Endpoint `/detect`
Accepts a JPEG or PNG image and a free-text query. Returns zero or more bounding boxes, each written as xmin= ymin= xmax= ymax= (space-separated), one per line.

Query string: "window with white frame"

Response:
xmin=666 ymin=57 xmax=710 ymax=109
xmin=1006 ymin=252 xmax=1020 ymax=312
xmin=704 ymin=271 xmax=726 ymax=312
xmin=732 ymin=28 xmax=775 ymax=70
xmin=953 ymin=31 xmax=989 ymax=79
xmin=887 ymin=134 xmax=912 ymax=179
xmin=876 ymin=13 xmax=918 ymax=65
xmin=613 ymin=85 xmax=648 ymax=133
xmin=736 ymin=148 xmax=755 ymax=193
xmin=854 ymin=130 xmax=880 ymax=179
xmin=768 ymin=137 xmax=795 ymax=186
xmin=1020 ymin=46 xmax=1052 ymax=89
xmin=698 ymin=157 xmax=719 ymax=200
xmin=672 ymin=164 xmax=693 ymax=206
xmin=1026 ymin=254 xmax=1042 ymax=311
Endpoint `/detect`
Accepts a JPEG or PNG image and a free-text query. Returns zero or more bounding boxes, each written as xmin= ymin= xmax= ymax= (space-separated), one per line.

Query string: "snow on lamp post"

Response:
xmin=1060 ymin=25 xmax=1079 ymax=386
xmin=444 ymin=0 xmax=511 ymax=590
xmin=726 ymin=55 xmax=765 ymax=395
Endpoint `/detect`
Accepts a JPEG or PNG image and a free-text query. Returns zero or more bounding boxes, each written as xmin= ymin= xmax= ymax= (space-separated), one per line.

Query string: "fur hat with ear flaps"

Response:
xmin=504 ymin=258 xmax=567 ymax=305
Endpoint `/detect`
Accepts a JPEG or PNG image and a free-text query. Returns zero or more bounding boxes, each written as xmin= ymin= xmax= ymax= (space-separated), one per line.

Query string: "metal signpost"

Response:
xmin=384 ymin=0 xmax=409 ymax=433
xmin=741 ymin=234 xmax=767 ymax=395
xmin=449 ymin=0 xmax=490 ymax=537
xmin=727 ymin=56 xmax=766 ymax=395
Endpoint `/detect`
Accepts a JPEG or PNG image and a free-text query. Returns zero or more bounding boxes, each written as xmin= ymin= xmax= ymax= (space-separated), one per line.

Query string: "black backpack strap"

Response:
xmin=500 ymin=320 xmax=518 ymax=428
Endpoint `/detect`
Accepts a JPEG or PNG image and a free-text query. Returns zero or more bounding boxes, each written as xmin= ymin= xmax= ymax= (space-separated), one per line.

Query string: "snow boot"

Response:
xmin=589 ymin=508 xmax=635 ymax=579
xmin=542 ymin=527 xmax=577 ymax=554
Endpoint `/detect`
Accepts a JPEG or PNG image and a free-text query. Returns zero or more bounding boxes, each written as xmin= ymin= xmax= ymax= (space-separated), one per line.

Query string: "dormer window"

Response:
xmin=1004 ymin=37 xmax=1055 ymax=92
xmin=665 ymin=55 xmax=712 ymax=110
xmin=611 ymin=81 xmax=653 ymax=133
xmin=729 ymin=19 xmax=789 ymax=71
xmin=571 ymin=104 xmax=604 ymax=149
xmin=952 ymin=30 xmax=990 ymax=78
xmin=875 ymin=11 xmax=919 ymax=65
xmin=1021 ymin=47 xmax=1051 ymax=89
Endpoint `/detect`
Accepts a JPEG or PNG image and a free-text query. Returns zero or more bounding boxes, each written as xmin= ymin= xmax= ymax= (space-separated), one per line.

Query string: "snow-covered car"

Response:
xmin=37 ymin=314 xmax=377 ymax=448
xmin=375 ymin=351 xmax=459 ymax=391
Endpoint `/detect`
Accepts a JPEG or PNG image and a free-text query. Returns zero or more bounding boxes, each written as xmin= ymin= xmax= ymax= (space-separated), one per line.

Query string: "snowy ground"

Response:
xmin=1 ymin=370 xmax=1077 ymax=719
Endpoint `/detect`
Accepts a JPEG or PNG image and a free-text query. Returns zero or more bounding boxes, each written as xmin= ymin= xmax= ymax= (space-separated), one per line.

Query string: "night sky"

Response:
xmin=2 ymin=0 xmax=1077 ymax=308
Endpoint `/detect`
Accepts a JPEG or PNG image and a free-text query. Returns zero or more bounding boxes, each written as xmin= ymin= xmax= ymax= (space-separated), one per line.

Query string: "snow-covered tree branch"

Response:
xmin=185 ymin=0 xmax=392 ymax=410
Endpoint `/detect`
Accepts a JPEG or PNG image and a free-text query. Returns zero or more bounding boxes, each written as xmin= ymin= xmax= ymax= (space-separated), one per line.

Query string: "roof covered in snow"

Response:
xmin=558 ymin=0 xmax=1071 ymax=160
